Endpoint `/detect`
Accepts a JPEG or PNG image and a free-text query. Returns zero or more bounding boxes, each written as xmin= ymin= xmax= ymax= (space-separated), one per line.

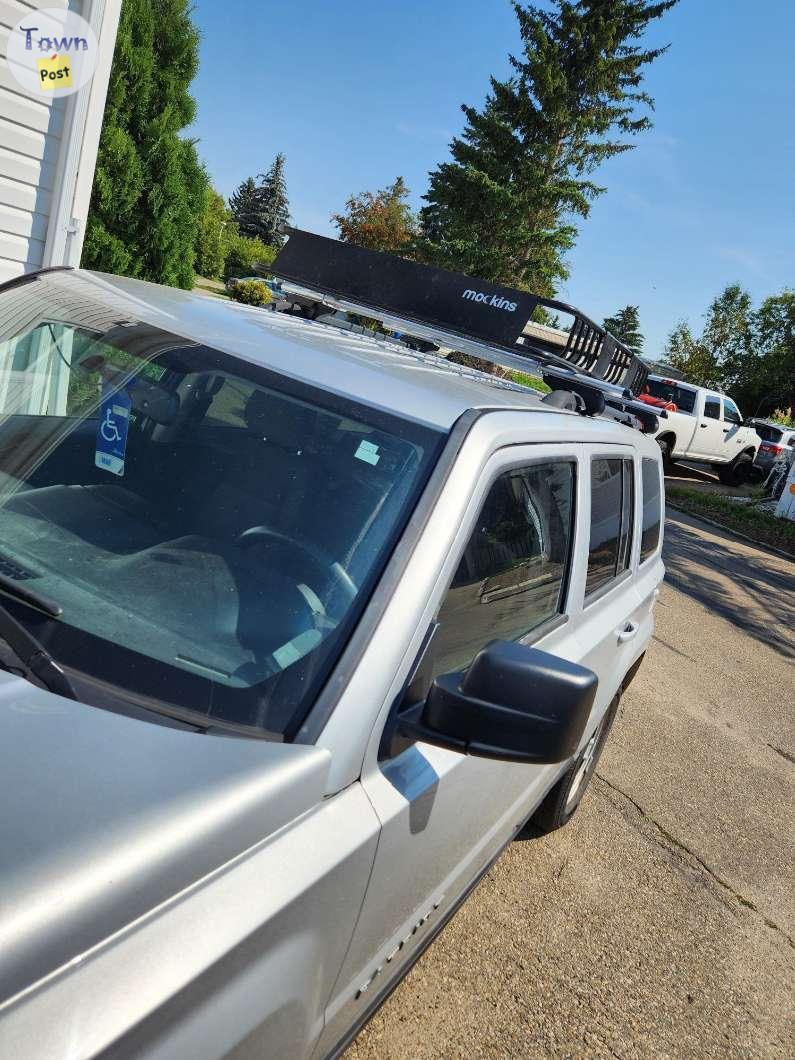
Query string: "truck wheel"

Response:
xmin=657 ymin=436 xmax=674 ymax=467
xmin=717 ymin=452 xmax=753 ymax=486
xmin=530 ymin=695 xmax=620 ymax=834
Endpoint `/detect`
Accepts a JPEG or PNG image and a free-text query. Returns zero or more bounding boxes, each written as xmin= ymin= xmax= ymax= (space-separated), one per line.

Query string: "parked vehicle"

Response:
xmin=774 ymin=458 xmax=795 ymax=521
xmin=0 ymin=243 xmax=664 ymax=1059
xmin=646 ymin=376 xmax=760 ymax=485
xmin=225 ymin=275 xmax=285 ymax=299
xmin=748 ymin=419 xmax=795 ymax=472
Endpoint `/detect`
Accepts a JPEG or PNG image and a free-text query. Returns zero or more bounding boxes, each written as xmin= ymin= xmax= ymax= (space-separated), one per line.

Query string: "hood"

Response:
xmin=0 ymin=673 xmax=330 ymax=1007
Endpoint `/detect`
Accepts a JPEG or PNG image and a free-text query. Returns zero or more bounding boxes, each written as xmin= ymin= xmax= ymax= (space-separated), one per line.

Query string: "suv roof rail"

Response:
xmin=0 ymin=265 xmax=74 ymax=294
xmin=270 ymin=228 xmax=650 ymax=397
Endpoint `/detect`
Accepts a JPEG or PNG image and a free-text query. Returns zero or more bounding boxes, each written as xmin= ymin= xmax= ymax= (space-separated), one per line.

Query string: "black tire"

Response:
xmin=530 ymin=696 xmax=620 ymax=834
xmin=717 ymin=452 xmax=753 ymax=486
xmin=657 ymin=436 xmax=675 ymax=468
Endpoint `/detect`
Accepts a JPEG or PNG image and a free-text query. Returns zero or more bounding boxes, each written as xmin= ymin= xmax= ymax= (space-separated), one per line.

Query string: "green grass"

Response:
xmin=509 ymin=371 xmax=551 ymax=394
xmin=193 ymin=275 xmax=230 ymax=299
xmin=666 ymin=486 xmax=795 ymax=556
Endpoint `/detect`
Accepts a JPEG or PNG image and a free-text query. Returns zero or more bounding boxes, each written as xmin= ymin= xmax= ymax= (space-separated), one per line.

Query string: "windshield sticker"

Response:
xmin=95 ymin=383 xmax=132 ymax=476
xmin=272 ymin=629 xmax=322 ymax=670
xmin=354 ymin=440 xmax=380 ymax=466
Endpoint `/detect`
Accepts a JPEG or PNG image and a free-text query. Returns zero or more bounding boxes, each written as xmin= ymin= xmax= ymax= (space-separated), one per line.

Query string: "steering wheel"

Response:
xmin=236 ymin=525 xmax=358 ymax=610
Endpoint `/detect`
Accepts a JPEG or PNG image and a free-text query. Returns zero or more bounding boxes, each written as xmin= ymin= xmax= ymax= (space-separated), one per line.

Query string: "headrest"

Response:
xmin=128 ymin=380 xmax=180 ymax=425
xmin=244 ymin=389 xmax=314 ymax=450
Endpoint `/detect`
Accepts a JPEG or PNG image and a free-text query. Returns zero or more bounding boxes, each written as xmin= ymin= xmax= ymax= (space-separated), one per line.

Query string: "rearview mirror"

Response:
xmin=397 ymin=640 xmax=597 ymax=764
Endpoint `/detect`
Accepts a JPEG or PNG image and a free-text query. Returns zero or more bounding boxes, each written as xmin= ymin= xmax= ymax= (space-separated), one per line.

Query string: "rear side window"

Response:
xmin=640 ymin=458 xmax=662 ymax=563
xmin=432 ymin=462 xmax=575 ymax=675
xmin=753 ymin=423 xmax=782 ymax=443
xmin=704 ymin=397 xmax=721 ymax=419
xmin=585 ymin=457 xmax=634 ymax=597
xmin=645 ymin=380 xmax=697 ymax=414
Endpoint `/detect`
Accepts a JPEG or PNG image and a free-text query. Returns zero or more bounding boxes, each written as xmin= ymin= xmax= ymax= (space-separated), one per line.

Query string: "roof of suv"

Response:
xmin=40 ymin=269 xmax=552 ymax=432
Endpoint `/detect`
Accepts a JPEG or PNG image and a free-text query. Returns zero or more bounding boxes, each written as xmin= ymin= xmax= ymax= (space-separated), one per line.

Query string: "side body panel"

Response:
xmin=699 ymin=393 xmax=730 ymax=459
xmin=661 ymin=403 xmax=698 ymax=457
xmin=721 ymin=397 xmax=760 ymax=461
xmin=0 ymin=786 xmax=379 ymax=1060
xmin=313 ymin=442 xmax=581 ymax=1057
xmin=314 ymin=432 xmax=663 ymax=1056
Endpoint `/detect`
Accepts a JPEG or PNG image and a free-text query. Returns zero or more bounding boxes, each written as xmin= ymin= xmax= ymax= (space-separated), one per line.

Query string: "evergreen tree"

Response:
xmin=332 ymin=177 xmax=418 ymax=255
xmin=229 ymin=177 xmax=262 ymax=240
xmin=195 ymin=188 xmax=232 ymax=279
xmin=257 ymin=153 xmax=290 ymax=247
xmin=603 ymin=305 xmax=644 ymax=354
xmin=82 ymin=0 xmax=206 ymax=288
xmin=419 ymin=0 xmax=677 ymax=294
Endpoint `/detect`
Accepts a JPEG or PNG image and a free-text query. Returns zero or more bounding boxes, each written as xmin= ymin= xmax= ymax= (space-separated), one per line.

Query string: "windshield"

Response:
xmin=645 ymin=379 xmax=697 ymax=414
xmin=0 ymin=277 xmax=442 ymax=737
xmin=752 ymin=423 xmax=783 ymax=444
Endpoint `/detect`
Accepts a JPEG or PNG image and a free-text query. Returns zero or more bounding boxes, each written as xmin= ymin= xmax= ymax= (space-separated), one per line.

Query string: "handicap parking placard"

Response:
xmin=95 ymin=382 xmax=132 ymax=476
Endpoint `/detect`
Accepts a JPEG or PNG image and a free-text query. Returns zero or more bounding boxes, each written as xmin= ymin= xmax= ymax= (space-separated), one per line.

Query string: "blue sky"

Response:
xmin=189 ymin=1 xmax=795 ymax=357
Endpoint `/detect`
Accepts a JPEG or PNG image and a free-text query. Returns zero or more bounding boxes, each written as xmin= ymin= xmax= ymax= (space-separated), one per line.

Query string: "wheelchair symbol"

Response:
xmin=100 ymin=407 xmax=122 ymax=444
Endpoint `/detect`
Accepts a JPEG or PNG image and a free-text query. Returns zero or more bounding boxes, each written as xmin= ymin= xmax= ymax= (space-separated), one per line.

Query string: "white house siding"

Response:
xmin=0 ymin=0 xmax=80 ymax=283
xmin=0 ymin=0 xmax=120 ymax=286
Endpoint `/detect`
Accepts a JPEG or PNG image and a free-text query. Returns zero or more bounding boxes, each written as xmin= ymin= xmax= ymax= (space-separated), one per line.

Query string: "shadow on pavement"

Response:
xmin=662 ymin=514 xmax=795 ymax=660
xmin=665 ymin=461 xmax=762 ymax=496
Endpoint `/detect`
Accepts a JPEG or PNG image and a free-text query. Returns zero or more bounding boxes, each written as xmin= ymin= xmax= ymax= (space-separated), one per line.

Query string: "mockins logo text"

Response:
xmin=462 ymin=289 xmax=518 ymax=312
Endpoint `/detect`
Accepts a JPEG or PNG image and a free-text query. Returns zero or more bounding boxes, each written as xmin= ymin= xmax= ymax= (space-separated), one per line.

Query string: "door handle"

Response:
xmin=700 ymin=423 xmax=708 ymax=428
xmin=722 ymin=427 xmax=730 ymax=433
xmin=616 ymin=621 xmax=639 ymax=643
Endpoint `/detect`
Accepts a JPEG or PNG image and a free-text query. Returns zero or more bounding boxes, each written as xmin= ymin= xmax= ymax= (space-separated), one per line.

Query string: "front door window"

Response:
xmin=432 ymin=461 xmax=575 ymax=676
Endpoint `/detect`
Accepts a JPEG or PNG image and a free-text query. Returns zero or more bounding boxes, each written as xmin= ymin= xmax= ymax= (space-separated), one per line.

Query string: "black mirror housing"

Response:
xmin=399 ymin=640 xmax=597 ymax=764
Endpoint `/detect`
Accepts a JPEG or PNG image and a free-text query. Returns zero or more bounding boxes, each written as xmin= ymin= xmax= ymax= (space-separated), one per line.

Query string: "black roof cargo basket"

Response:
xmin=270 ymin=228 xmax=650 ymax=396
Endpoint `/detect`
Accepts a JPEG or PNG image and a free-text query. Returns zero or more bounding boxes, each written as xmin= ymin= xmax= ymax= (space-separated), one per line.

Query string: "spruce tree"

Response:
xmin=82 ymin=0 xmax=206 ymax=289
xmin=257 ymin=153 xmax=290 ymax=247
xmin=229 ymin=177 xmax=263 ymax=240
xmin=419 ymin=0 xmax=677 ymax=295
xmin=603 ymin=305 xmax=644 ymax=354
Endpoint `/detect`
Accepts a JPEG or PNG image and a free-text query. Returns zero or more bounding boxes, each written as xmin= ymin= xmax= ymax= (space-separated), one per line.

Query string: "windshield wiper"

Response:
xmin=0 ymin=599 xmax=76 ymax=699
xmin=0 ymin=572 xmax=63 ymax=618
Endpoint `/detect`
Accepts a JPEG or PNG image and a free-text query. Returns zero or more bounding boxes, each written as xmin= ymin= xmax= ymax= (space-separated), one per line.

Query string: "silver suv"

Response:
xmin=749 ymin=418 xmax=795 ymax=472
xmin=0 ymin=250 xmax=664 ymax=1058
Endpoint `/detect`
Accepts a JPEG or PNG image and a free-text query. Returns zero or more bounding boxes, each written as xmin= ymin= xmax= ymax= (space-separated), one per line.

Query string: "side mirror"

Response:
xmin=398 ymin=640 xmax=597 ymax=764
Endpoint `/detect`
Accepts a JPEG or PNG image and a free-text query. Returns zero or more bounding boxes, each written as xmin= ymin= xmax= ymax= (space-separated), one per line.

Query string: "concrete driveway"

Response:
xmin=347 ymin=511 xmax=795 ymax=1058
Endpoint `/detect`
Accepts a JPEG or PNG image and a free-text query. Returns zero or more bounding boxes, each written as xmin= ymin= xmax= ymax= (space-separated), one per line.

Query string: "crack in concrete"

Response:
xmin=594 ymin=772 xmax=794 ymax=951
xmin=651 ymin=634 xmax=699 ymax=665
xmin=767 ymin=744 xmax=795 ymax=766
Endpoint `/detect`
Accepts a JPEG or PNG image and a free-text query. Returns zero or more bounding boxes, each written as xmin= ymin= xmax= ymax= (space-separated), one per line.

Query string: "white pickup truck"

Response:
xmin=642 ymin=376 xmax=760 ymax=485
